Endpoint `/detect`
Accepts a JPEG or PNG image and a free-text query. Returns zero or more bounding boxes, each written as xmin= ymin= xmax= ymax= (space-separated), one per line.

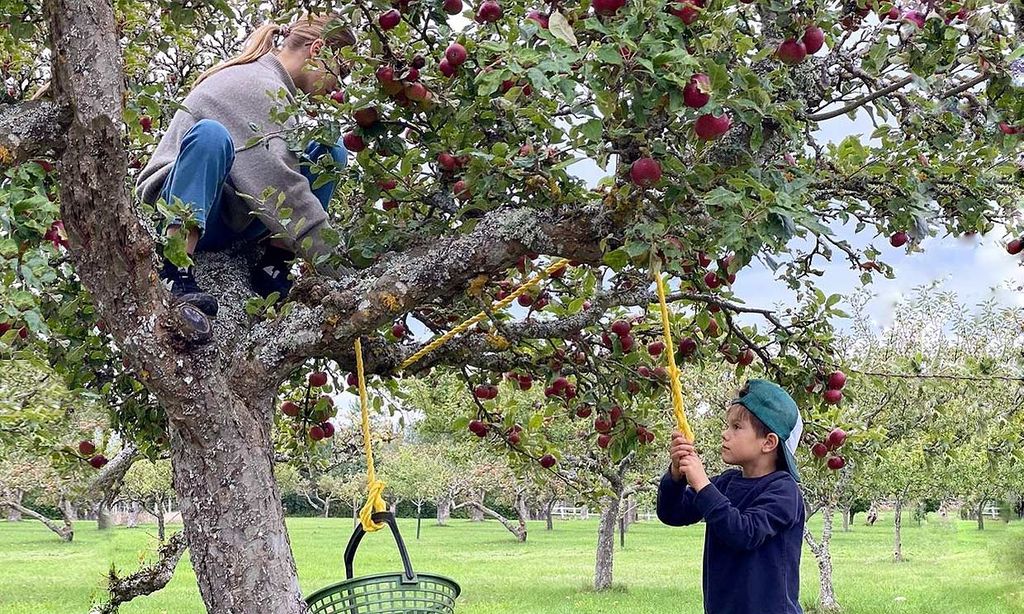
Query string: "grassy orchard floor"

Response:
xmin=0 ymin=516 xmax=1021 ymax=613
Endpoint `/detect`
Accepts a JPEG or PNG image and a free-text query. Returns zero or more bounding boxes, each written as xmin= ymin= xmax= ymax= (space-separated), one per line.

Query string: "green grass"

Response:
xmin=0 ymin=515 xmax=1021 ymax=613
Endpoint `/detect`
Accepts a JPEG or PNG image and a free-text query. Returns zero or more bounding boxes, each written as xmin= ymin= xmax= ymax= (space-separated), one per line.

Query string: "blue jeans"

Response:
xmin=160 ymin=119 xmax=347 ymax=252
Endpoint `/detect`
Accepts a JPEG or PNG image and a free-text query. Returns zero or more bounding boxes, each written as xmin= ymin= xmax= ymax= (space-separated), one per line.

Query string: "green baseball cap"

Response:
xmin=731 ymin=379 xmax=803 ymax=481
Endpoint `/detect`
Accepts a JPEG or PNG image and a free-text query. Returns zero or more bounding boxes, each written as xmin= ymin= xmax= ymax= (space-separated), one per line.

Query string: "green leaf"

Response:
xmin=603 ymin=248 xmax=629 ymax=271
xmin=548 ymin=11 xmax=578 ymax=47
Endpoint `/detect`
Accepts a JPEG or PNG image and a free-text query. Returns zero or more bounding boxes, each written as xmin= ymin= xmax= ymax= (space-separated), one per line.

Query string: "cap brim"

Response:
xmin=782 ymin=443 xmax=800 ymax=482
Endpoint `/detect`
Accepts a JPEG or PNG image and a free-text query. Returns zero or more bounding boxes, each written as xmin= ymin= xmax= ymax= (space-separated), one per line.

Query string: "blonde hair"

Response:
xmin=195 ymin=13 xmax=356 ymax=86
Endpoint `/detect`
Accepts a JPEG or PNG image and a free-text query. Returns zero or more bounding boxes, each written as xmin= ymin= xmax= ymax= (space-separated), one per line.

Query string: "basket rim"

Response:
xmin=305 ymin=571 xmax=462 ymax=605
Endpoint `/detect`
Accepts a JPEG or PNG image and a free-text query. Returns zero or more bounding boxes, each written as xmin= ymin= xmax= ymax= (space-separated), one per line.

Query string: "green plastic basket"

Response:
xmin=305 ymin=511 xmax=461 ymax=614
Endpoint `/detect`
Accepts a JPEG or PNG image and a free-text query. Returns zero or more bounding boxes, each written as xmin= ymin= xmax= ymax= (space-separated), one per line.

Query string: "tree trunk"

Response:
xmin=469 ymin=489 xmax=485 ymax=522
xmin=126 ymin=501 xmax=141 ymax=528
xmin=977 ymin=500 xmax=986 ymax=531
xmin=893 ymin=499 xmax=904 ymax=562
xmin=5 ymin=489 xmax=23 ymax=521
xmin=166 ymin=392 xmax=305 ymax=614
xmin=156 ymin=498 xmax=166 ymax=543
xmin=803 ymin=505 xmax=840 ymax=613
xmin=323 ymin=498 xmax=331 ymax=519
xmin=4 ymin=499 xmax=74 ymax=541
xmin=416 ymin=501 xmax=422 ymax=540
xmin=545 ymin=499 xmax=555 ymax=531
xmin=594 ymin=494 xmax=620 ymax=591
xmin=61 ymin=498 xmax=78 ymax=522
xmin=436 ymin=496 xmax=452 ymax=526
xmin=97 ymin=501 xmax=115 ymax=530
xmin=515 ymin=493 xmax=531 ymax=523
xmin=841 ymin=506 xmax=850 ymax=532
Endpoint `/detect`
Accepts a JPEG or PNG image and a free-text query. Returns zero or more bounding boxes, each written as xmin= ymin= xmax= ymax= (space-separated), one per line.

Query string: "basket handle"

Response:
xmin=344 ymin=511 xmax=418 ymax=585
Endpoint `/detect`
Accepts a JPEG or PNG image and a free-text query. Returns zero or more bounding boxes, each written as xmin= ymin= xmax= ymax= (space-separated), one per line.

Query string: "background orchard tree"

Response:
xmin=2 ymin=0 xmax=1023 ymax=610
xmin=120 ymin=459 xmax=175 ymax=540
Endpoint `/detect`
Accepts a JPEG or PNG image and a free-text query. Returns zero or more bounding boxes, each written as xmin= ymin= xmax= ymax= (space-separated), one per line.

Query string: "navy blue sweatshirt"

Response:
xmin=657 ymin=469 xmax=805 ymax=614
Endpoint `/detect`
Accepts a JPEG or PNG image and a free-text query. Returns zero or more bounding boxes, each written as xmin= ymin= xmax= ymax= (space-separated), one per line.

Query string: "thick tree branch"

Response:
xmin=89 ymin=443 xmax=140 ymax=502
xmin=0 ymin=101 xmax=71 ymax=166
xmin=91 ymin=532 xmax=188 ymax=614
xmin=2 ymin=499 xmax=74 ymax=541
xmin=805 ymin=76 xmax=914 ymax=122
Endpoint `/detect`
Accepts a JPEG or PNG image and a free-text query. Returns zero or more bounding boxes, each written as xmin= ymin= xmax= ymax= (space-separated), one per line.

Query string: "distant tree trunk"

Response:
xmin=841 ymin=506 xmax=851 ymax=532
xmin=977 ymin=499 xmax=987 ymax=531
xmin=436 ymin=496 xmax=452 ymax=526
xmin=515 ymin=491 xmax=530 ymax=523
xmin=595 ymin=494 xmax=620 ymax=591
xmin=389 ymin=500 xmax=398 ymax=514
xmin=416 ymin=501 xmax=422 ymax=540
xmin=893 ymin=498 xmax=904 ymax=562
xmin=97 ymin=501 xmax=115 ymax=530
xmin=804 ymin=504 xmax=840 ymax=612
xmin=5 ymin=489 xmax=23 ymax=521
xmin=545 ymin=499 xmax=555 ymax=531
xmin=156 ymin=498 xmax=166 ymax=542
xmin=126 ymin=501 xmax=141 ymax=528
xmin=61 ymin=498 xmax=78 ymax=522
xmin=468 ymin=489 xmax=485 ymax=521
xmin=4 ymin=499 xmax=74 ymax=541
xmin=323 ymin=498 xmax=331 ymax=519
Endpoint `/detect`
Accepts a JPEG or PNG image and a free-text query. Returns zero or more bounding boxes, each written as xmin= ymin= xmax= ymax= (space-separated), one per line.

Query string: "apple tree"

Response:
xmin=2 ymin=0 xmax=1023 ymax=609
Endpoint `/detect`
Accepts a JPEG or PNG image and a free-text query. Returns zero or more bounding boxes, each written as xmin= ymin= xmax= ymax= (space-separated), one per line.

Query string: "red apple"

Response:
xmin=282 ymin=401 xmax=301 ymax=417
xmin=827 ymin=456 xmax=846 ymax=470
xmin=648 ymin=340 xmax=665 ymax=356
xmin=777 ymin=38 xmax=807 ymax=65
xmin=802 ymin=26 xmax=825 ymax=54
xmin=890 ymin=231 xmax=909 ymax=247
xmin=694 ymin=113 xmax=732 ymax=140
xmin=439 ymin=58 xmax=457 ymax=77
xmin=679 ymin=337 xmax=698 ymax=357
xmin=826 ymin=428 xmax=847 ymax=449
xmin=321 ymin=422 xmax=335 ymax=437
xmin=738 ymin=348 xmax=755 ymax=366
xmin=89 ymin=455 xmax=108 ymax=469
xmin=527 ymin=9 xmax=549 ymax=28
xmin=443 ymin=0 xmax=463 ymax=14
xmin=619 ymin=334 xmax=635 ymax=353
xmin=592 ymin=0 xmax=626 ymax=15
xmin=598 ymin=434 xmax=612 ymax=448
xmin=453 ymin=179 xmax=471 ymax=200
xmin=904 ymin=11 xmax=925 ymax=28
xmin=437 ymin=152 xmax=460 ymax=171
xmin=610 ymin=405 xmax=623 ymax=424
xmin=669 ymin=0 xmax=702 ymax=24
xmin=611 ymin=319 xmax=632 ymax=336
xmin=683 ymin=73 xmax=711 ymax=108
xmin=139 ymin=115 xmax=153 ymax=133
xmin=629 ymin=157 xmax=662 ymax=187
xmin=476 ymin=0 xmax=503 ymax=22
xmin=379 ymin=9 xmax=401 ymax=29
xmin=445 ymin=43 xmax=468 ymax=66
xmin=518 ymin=374 xmax=533 ymax=390
xmin=78 ymin=441 xmax=96 ymax=456
xmin=595 ymin=417 xmax=612 ymax=433
xmin=347 ymin=372 xmax=359 ymax=387
xmin=999 ymin=122 xmax=1020 ymax=135
xmin=343 ymin=132 xmax=366 ymax=153
xmin=392 ymin=322 xmax=407 ymax=338
xmin=539 ymin=454 xmax=556 ymax=468
xmin=309 ymin=371 xmax=328 ymax=387
xmin=577 ymin=405 xmax=593 ymax=418
xmin=827 ymin=370 xmax=846 ymax=390
xmin=811 ymin=442 xmax=828 ymax=458
xmin=1007 ymin=239 xmax=1023 ymax=255
xmin=704 ymin=271 xmax=722 ymax=289
xmin=823 ymin=389 xmax=842 ymax=405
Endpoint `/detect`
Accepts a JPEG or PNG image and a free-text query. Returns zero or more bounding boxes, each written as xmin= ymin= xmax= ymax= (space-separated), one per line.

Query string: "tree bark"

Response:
xmin=893 ymin=498 xmax=904 ymax=562
xmin=469 ymin=489 xmax=485 ymax=521
xmin=97 ymin=502 xmax=115 ymax=530
xmin=167 ymin=391 xmax=306 ymax=613
xmin=977 ymin=499 xmax=987 ymax=531
xmin=90 ymin=531 xmax=188 ymax=614
xmin=594 ymin=494 xmax=619 ymax=591
xmin=436 ymin=496 xmax=452 ymax=526
xmin=4 ymin=499 xmax=74 ymax=541
xmin=5 ymin=489 xmax=23 ymax=521
xmin=467 ymin=501 xmax=526 ymax=542
xmin=61 ymin=498 xmax=78 ymax=522
xmin=515 ymin=491 xmax=531 ymax=524
xmin=545 ymin=498 xmax=555 ymax=531
xmin=156 ymin=498 xmax=166 ymax=543
xmin=126 ymin=501 xmax=141 ymax=528
xmin=803 ymin=505 xmax=840 ymax=613
xmin=841 ymin=506 xmax=850 ymax=532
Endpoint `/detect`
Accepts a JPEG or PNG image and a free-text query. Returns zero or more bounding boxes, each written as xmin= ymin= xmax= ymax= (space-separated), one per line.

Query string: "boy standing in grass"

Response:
xmin=657 ymin=379 xmax=806 ymax=613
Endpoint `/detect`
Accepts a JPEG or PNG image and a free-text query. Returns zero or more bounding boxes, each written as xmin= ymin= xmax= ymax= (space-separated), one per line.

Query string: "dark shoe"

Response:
xmin=251 ymin=246 xmax=294 ymax=301
xmin=160 ymin=259 xmax=219 ymax=317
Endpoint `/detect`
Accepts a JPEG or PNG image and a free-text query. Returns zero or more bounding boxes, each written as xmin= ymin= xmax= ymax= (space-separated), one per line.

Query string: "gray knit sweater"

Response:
xmin=137 ymin=53 xmax=339 ymax=270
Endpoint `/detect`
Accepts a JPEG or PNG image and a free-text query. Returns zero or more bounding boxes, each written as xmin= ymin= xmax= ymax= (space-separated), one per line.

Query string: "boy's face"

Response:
xmin=720 ymin=404 xmax=772 ymax=466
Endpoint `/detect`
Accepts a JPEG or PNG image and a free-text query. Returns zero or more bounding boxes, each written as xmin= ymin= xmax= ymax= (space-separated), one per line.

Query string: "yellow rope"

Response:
xmin=355 ymin=338 xmax=387 ymax=532
xmin=398 ymin=258 xmax=571 ymax=371
xmin=652 ymin=264 xmax=694 ymax=441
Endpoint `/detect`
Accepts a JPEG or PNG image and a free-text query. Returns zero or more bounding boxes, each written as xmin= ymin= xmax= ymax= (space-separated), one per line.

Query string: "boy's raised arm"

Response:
xmin=656 ymin=470 xmax=707 ymax=526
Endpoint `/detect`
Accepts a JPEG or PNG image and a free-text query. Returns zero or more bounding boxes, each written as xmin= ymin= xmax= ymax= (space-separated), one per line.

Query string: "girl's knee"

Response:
xmin=186 ymin=119 xmax=234 ymax=160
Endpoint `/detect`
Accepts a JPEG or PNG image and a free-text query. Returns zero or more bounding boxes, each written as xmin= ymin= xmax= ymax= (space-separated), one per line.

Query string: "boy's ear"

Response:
xmin=762 ymin=432 xmax=780 ymax=454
